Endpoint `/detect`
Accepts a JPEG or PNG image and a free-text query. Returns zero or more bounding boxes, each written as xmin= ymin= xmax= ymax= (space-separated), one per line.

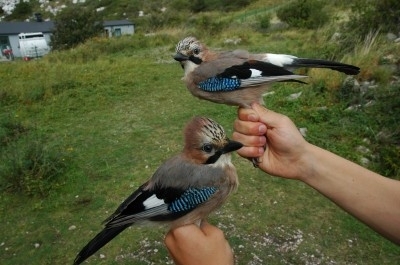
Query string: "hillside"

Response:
xmin=1 ymin=1 xmax=400 ymax=265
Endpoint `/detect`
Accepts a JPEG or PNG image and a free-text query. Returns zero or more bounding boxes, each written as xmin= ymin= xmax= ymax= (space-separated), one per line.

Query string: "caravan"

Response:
xmin=18 ymin=32 xmax=50 ymax=59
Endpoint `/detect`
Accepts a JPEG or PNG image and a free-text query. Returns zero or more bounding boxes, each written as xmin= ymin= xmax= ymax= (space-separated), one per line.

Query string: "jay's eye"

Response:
xmin=193 ymin=48 xmax=200 ymax=55
xmin=201 ymin=144 xmax=213 ymax=153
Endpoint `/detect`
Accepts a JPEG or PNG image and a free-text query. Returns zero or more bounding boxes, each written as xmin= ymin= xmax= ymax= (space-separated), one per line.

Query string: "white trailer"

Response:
xmin=18 ymin=32 xmax=50 ymax=59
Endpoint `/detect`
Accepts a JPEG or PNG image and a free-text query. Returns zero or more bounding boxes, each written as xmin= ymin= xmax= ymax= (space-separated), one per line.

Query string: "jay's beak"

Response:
xmin=221 ymin=139 xmax=243 ymax=154
xmin=173 ymin=53 xmax=189 ymax=62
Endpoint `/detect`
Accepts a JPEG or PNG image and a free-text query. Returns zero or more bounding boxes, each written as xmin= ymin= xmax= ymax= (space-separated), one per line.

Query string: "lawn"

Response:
xmin=0 ymin=32 xmax=399 ymax=264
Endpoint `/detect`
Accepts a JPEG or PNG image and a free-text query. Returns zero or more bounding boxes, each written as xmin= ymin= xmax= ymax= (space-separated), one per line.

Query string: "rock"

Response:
xmin=395 ymin=38 xmax=400 ymax=43
xmin=360 ymin=157 xmax=370 ymax=166
xmin=68 ymin=225 xmax=77 ymax=231
xmin=331 ymin=32 xmax=341 ymax=41
xmin=364 ymin=100 xmax=375 ymax=107
xmin=387 ymin=32 xmax=397 ymax=41
xmin=224 ymin=38 xmax=242 ymax=45
xmin=34 ymin=243 xmax=40 ymax=248
xmin=356 ymin=145 xmax=370 ymax=154
xmin=287 ymin=91 xmax=302 ymax=100
xmin=362 ymin=138 xmax=371 ymax=144
xmin=345 ymin=104 xmax=362 ymax=111
xmin=340 ymin=76 xmax=360 ymax=99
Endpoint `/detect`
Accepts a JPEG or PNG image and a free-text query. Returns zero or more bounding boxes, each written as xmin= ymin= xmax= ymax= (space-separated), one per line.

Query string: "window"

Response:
xmin=113 ymin=28 xmax=121 ymax=37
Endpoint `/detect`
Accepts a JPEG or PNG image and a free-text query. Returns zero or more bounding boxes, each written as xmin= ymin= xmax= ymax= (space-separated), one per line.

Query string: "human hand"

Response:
xmin=233 ymin=103 xmax=311 ymax=180
xmin=164 ymin=221 xmax=234 ymax=265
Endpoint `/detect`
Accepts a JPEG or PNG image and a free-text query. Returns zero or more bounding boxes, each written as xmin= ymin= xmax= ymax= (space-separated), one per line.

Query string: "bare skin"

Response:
xmin=164 ymin=103 xmax=400 ymax=265
xmin=233 ymin=103 xmax=400 ymax=245
xmin=164 ymin=221 xmax=234 ymax=265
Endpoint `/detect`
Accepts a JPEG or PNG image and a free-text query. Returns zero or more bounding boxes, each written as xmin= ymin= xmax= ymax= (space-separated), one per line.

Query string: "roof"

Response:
xmin=103 ymin=20 xmax=134 ymax=27
xmin=0 ymin=21 xmax=54 ymax=35
xmin=0 ymin=20 xmax=134 ymax=35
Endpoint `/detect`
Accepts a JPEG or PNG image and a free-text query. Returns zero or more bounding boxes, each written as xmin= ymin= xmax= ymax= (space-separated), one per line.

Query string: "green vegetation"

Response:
xmin=1 ymin=1 xmax=400 ymax=264
xmin=347 ymin=0 xmax=400 ymax=37
xmin=50 ymin=6 xmax=104 ymax=51
xmin=276 ymin=0 xmax=329 ymax=29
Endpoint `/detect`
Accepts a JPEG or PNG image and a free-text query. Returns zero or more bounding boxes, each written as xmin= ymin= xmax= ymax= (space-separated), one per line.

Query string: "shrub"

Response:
xmin=189 ymin=0 xmax=250 ymax=13
xmin=187 ymin=14 xmax=230 ymax=37
xmin=51 ymin=5 xmax=104 ymax=51
xmin=258 ymin=13 xmax=271 ymax=31
xmin=276 ymin=0 xmax=329 ymax=29
xmin=346 ymin=0 xmax=400 ymax=38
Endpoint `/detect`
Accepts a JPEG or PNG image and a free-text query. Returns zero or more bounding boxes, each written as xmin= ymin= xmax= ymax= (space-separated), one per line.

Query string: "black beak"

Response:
xmin=221 ymin=139 xmax=243 ymax=154
xmin=173 ymin=53 xmax=189 ymax=62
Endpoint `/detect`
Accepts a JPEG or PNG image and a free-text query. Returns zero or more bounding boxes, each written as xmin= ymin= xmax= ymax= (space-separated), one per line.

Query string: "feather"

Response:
xmin=198 ymin=77 xmax=241 ymax=92
xmin=240 ymin=75 xmax=307 ymax=87
xmin=74 ymin=116 xmax=240 ymax=264
xmin=73 ymin=225 xmax=129 ymax=265
xmin=168 ymin=187 xmax=218 ymax=212
xmin=291 ymin=58 xmax=360 ymax=75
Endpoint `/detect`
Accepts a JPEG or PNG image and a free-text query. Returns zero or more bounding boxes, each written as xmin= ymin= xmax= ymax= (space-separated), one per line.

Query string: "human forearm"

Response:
xmin=301 ymin=143 xmax=400 ymax=245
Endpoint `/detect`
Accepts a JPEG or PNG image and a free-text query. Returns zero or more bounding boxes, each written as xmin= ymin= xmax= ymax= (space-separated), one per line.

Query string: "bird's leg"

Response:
xmin=250 ymin=143 xmax=266 ymax=167
xmin=251 ymin=157 xmax=260 ymax=168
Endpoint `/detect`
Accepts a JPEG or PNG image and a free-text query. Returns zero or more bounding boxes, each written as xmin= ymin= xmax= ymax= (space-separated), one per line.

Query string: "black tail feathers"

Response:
xmin=294 ymin=58 xmax=360 ymax=75
xmin=73 ymin=225 xmax=129 ymax=265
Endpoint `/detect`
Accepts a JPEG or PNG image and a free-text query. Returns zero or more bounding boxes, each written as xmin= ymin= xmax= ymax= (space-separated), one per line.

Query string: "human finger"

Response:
xmin=232 ymin=131 xmax=266 ymax=147
xmin=251 ymin=103 xmax=287 ymax=128
xmin=233 ymin=119 xmax=267 ymax=136
xmin=237 ymin=107 xmax=259 ymax=122
xmin=165 ymin=224 xmax=203 ymax=246
xmin=235 ymin=145 xmax=265 ymax=159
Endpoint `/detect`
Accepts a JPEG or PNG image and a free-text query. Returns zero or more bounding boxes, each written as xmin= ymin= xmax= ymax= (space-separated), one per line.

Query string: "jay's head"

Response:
xmin=183 ymin=117 xmax=243 ymax=165
xmin=174 ymin=37 xmax=206 ymax=70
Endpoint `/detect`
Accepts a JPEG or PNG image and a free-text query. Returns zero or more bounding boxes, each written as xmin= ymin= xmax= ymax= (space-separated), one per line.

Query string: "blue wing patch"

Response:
xmin=198 ymin=77 xmax=241 ymax=92
xmin=168 ymin=187 xmax=217 ymax=213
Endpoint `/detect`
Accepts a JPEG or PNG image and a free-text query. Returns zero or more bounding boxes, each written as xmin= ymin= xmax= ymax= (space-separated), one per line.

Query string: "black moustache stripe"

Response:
xmin=204 ymin=151 xmax=222 ymax=164
xmin=189 ymin=55 xmax=203 ymax=65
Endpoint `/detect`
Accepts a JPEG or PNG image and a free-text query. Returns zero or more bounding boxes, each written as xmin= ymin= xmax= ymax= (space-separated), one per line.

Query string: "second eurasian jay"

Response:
xmin=174 ymin=36 xmax=360 ymax=107
xmin=73 ymin=116 xmax=242 ymax=264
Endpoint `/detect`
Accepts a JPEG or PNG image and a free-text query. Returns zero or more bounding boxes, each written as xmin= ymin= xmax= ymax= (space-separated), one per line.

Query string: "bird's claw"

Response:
xmin=251 ymin=157 xmax=260 ymax=168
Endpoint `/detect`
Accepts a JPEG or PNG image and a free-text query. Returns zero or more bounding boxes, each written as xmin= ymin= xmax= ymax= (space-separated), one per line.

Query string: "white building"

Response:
xmin=0 ymin=20 xmax=135 ymax=58
xmin=103 ymin=20 xmax=135 ymax=38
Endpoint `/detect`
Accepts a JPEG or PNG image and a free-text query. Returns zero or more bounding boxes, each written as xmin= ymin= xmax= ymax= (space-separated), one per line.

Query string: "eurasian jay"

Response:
xmin=174 ymin=36 xmax=360 ymax=107
xmin=73 ymin=116 xmax=242 ymax=264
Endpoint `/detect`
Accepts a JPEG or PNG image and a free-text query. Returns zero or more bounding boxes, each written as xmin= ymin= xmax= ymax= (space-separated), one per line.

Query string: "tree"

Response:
xmin=50 ymin=6 xmax=104 ymax=51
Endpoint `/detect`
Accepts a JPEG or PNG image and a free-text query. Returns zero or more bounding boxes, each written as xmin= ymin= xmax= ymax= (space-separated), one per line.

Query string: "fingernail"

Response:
xmin=258 ymin=147 xmax=265 ymax=155
xmin=259 ymin=124 xmax=267 ymax=134
xmin=248 ymin=114 xmax=257 ymax=122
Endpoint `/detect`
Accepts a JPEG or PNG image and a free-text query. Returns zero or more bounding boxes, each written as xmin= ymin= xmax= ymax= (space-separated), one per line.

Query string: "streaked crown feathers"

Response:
xmin=184 ymin=116 xmax=226 ymax=146
xmin=175 ymin=36 xmax=202 ymax=56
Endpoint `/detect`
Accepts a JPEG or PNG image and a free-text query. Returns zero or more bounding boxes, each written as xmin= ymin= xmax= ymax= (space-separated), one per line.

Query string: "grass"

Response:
xmin=1 ymin=11 xmax=400 ymax=265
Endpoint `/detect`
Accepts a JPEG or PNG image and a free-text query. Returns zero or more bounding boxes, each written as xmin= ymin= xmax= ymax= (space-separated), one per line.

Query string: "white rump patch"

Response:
xmin=265 ymin=53 xmax=296 ymax=67
xmin=143 ymin=194 xmax=165 ymax=209
xmin=250 ymin=69 xmax=262 ymax=77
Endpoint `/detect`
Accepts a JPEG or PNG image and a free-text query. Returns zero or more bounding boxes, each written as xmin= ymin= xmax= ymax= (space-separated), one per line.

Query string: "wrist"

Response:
xmin=296 ymin=143 xmax=319 ymax=183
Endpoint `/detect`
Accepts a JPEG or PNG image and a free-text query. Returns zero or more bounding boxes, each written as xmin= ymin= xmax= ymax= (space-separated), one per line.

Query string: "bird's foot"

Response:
xmin=251 ymin=157 xmax=260 ymax=168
